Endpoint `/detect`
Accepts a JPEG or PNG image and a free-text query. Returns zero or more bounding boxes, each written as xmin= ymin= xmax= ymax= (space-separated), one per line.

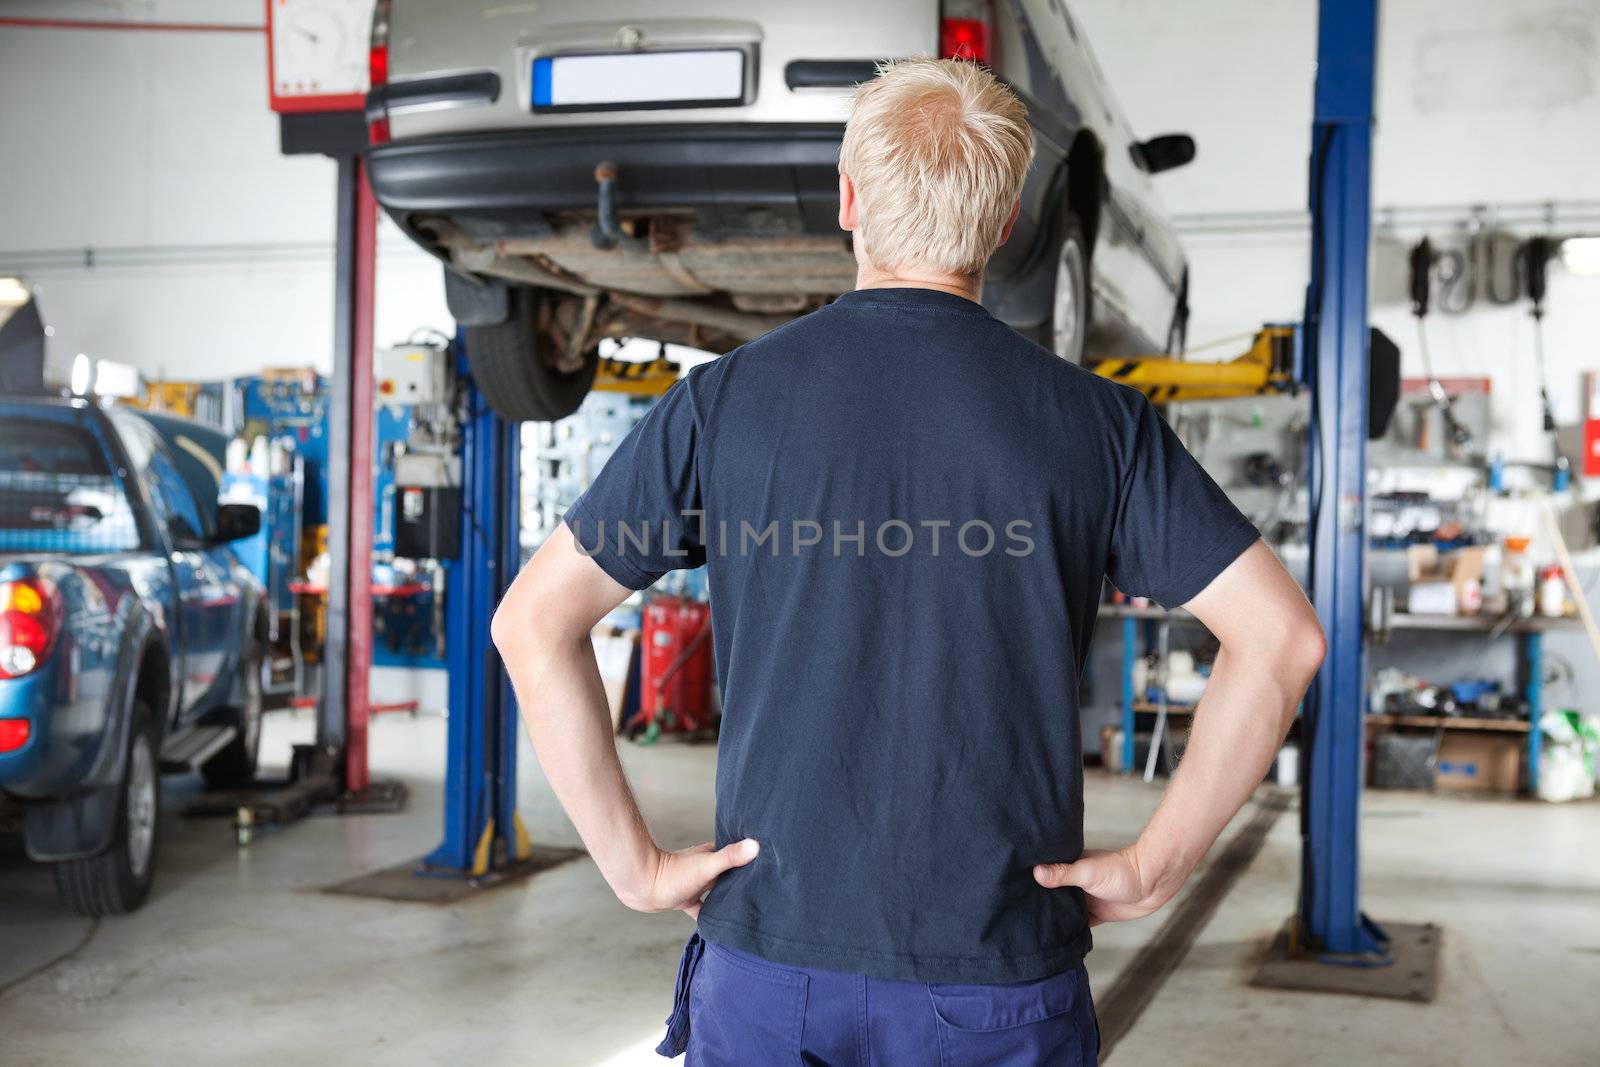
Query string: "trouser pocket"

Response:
xmin=926 ymin=963 xmax=1096 ymax=1067
xmin=687 ymin=941 xmax=809 ymax=1066
xmin=656 ymin=931 xmax=706 ymax=1057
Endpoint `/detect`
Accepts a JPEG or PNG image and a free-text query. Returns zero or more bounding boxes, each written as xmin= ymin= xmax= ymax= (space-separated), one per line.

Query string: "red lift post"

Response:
xmin=266 ymin=0 xmax=384 ymax=797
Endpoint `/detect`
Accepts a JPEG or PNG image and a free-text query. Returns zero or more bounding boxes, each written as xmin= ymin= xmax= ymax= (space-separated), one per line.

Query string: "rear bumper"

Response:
xmin=0 ymin=667 xmax=58 ymax=797
xmin=366 ymin=123 xmax=847 ymax=234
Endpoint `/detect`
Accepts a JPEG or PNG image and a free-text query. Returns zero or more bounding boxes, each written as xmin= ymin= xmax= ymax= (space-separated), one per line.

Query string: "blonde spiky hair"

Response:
xmin=839 ymin=58 xmax=1034 ymax=277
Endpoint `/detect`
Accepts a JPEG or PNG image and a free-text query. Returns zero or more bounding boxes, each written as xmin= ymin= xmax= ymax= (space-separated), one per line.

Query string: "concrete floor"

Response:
xmin=2 ymin=710 xmax=1596 ymax=1066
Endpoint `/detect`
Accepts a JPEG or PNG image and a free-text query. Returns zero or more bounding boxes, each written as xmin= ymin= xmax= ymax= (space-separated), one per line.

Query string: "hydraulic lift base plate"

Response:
xmin=1250 ymin=920 xmax=1441 ymax=1003
xmin=186 ymin=772 xmax=407 ymax=846
xmin=324 ymin=845 xmax=586 ymax=904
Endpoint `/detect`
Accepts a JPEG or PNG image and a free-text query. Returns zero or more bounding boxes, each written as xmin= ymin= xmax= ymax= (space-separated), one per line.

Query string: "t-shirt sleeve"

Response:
xmin=563 ymin=379 xmax=707 ymax=591
xmin=1107 ymin=396 xmax=1261 ymax=607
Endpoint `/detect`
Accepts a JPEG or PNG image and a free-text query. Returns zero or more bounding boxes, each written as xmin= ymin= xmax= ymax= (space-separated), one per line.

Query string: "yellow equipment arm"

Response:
xmin=1089 ymin=326 xmax=1296 ymax=403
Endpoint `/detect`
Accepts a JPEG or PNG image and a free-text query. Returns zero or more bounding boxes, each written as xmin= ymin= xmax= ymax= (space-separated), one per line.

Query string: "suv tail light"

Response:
xmin=0 ymin=578 xmax=60 ymax=679
xmin=940 ymin=0 xmax=995 ymax=65
xmin=0 ymin=718 xmax=28 ymax=753
xmin=368 ymin=0 xmax=393 ymax=144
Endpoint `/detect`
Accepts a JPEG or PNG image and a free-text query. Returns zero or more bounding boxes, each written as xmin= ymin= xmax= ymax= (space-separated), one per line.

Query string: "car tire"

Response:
xmin=54 ymin=702 xmax=160 ymax=916
xmin=201 ymin=640 xmax=263 ymax=790
xmin=1044 ymin=213 xmax=1092 ymax=364
xmin=464 ymin=288 xmax=599 ymax=423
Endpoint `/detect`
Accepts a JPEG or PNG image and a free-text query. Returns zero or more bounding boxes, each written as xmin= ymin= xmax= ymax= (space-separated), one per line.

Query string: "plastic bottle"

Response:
xmin=1538 ymin=565 xmax=1566 ymax=618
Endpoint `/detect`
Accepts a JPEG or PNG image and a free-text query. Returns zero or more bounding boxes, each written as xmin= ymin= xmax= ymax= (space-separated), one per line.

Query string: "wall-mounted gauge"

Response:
xmin=267 ymin=0 xmax=375 ymax=113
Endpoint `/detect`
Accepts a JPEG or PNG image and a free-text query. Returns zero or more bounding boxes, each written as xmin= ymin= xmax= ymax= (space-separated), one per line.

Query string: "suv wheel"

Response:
xmin=1048 ymin=214 xmax=1091 ymax=364
xmin=465 ymin=287 xmax=599 ymax=422
xmin=201 ymin=641 xmax=263 ymax=790
xmin=54 ymin=702 xmax=160 ymax=916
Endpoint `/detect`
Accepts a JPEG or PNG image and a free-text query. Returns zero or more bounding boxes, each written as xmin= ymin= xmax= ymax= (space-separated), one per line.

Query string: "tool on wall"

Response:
xmin=1424 ymin=212 xmax=1524 ymax=315
xmin=1520 ymin=236 xmax=1559 ymax=437
xmin=1518 ymin=236 xmax=1574 ymax=492
xmin=1408 ymin=238 xmax=1473 ymax=455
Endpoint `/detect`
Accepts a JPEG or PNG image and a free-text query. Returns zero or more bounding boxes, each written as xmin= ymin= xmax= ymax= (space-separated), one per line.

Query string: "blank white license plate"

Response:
xmin=531 ymin=50 xmax=746 ymax=111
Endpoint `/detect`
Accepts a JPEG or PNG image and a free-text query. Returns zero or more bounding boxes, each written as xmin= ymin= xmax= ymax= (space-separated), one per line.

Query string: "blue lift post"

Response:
xmin=420 ymin=349 xmax=531 ymax=878
xmin=1252 ymin=0 xmax=1439 ymax=999
xmin=1298 ymin=0 xmax=1383 ymax=959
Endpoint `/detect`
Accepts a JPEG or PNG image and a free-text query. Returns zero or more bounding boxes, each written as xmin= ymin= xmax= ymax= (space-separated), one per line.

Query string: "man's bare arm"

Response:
xmin=490 ymin=524 xmax=758 ymax=918
xmin=1035 ymin=540 xmax=1325 ymax=922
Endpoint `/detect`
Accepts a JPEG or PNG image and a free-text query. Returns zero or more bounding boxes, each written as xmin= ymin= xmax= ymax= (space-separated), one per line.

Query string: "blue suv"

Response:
xmin=0 ymin=397 xmax=266 ymax=915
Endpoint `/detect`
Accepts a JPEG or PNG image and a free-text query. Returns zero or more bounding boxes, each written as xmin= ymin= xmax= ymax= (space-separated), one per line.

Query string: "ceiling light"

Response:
xmin=1560 ymin=237 xmax=1600 ymax=276
xmin=70 ymin=353 xmax=92 ymax=396
xmin=92 ymin=360 xmax=141 ymax=399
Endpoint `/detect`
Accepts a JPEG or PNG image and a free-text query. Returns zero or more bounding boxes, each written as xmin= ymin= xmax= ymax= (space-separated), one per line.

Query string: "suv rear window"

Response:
xmin=0 ymin=417 xmax=142 ymax=555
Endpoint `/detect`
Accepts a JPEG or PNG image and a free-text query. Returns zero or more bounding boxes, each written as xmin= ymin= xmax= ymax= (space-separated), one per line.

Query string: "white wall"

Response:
xmin=0 ymin=0 xmax=451 ymax=384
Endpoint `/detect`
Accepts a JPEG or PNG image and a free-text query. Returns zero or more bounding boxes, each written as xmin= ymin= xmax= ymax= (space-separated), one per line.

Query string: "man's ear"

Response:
xmin=838 ymin=171 xmax=859 ymax=233
xmin=997 ymin=198 xmax=1022 ymax=246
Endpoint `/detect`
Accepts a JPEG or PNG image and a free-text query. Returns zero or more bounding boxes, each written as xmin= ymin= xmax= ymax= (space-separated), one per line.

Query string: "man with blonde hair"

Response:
xmin=493 ymin=59 xmax=1323 ymax=1064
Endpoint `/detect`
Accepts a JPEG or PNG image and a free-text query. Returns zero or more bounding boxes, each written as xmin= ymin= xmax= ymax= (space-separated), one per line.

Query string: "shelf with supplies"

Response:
xmin=1377 ymin=610 xmax=1580 ymax=636
xmin=1098 ymin=599 xmax=1572 ymax=793
xmin=1364 ymin=713 xmax=1530 ymax=733
xmin=1130 ymin=701 xmax=1196 ymax=716
xmin=1373 ymin=604 xmax=1579 ymax=794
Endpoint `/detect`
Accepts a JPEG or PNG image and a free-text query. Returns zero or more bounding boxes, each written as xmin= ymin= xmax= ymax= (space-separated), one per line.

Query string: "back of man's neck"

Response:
xmin=854 ymin=268 xmax=982 ymax=304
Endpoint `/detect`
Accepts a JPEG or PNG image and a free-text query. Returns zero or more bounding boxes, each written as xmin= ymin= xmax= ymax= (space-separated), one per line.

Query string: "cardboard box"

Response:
xmin=591 ymin=626 xmax=640 ymax=732
xmin=1100 ymin=725 xmax=1123 ymax=770
xmin=1406 ymin=545 xmax=1484 ymax=615
xmin=1435 ymin=733 xmax=1521 ymax=794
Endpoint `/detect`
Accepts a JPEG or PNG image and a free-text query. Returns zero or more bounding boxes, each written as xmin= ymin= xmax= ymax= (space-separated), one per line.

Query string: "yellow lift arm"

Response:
xmin=592 ymin=327 xmax=1298 ymax=404
xmin=591 ymin=355 xmax=680 ymax=397
xmin=1088 ymin=326 xmax=1297 ymax=403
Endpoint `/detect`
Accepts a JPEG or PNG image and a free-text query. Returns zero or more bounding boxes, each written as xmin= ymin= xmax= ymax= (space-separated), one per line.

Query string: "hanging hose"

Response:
xmin=1521 ymin=236 xmax=1557 ymax=435
xmin=1409 ymin=237 xmax=1472 ymax=453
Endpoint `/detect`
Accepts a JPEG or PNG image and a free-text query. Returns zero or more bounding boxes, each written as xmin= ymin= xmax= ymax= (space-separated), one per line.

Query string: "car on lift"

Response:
xmin=0 ymin=396 xmax=267 ymax=915
xmin=365 ymin=0 xmax=1195 ymax=421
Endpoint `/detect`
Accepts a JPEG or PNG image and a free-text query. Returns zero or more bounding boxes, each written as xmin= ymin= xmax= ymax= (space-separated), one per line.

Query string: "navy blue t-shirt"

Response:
xmin=567 ymin=287 xmax=1259 ymax=983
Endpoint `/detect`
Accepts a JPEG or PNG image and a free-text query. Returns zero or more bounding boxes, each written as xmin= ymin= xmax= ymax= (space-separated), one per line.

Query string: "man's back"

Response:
xmin=496 ymin=58 xmax=1321 ymax=1065
xmin=570 ymin=286 xmax=1259 ymax=982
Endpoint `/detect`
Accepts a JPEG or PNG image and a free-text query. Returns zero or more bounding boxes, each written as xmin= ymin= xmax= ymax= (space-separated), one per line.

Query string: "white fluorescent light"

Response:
xmin=70 ymin=353 xmax=93 ymax=396
xmin=92 ymin=360 xmax=142 ymax=399
xmin=0 ymin=277 xmax=28 ymax=308
xmin=1560 ymin=237 xmax=1600 ymax=276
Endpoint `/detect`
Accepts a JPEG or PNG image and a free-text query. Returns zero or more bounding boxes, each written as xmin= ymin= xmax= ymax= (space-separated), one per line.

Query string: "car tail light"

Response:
xmin=0 ymin=718 xmax=29 ymax=753
xmin=940 ymin=0 xmax=995 ymax=65
xmin=368 ymin=0 xmax=393 ymax=144
xmin=0 ymin=578 xmax=60 ymax=679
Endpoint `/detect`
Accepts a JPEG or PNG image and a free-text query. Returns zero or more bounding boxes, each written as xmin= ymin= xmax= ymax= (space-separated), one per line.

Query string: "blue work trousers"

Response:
xmin=658 ymin=933 xmax=1099 ymax=1065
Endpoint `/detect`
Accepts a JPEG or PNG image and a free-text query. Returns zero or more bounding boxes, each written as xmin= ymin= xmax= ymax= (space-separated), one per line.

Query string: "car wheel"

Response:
xmin=201 ymin=641 xmax=263 ymax=790
xmin=464 ymin=287 xmax=599 ymax=422
xmin=54 ymin=702 xmax=160 ymax=916
xmin=1047 ymin=214 xmax=1092 ymax=364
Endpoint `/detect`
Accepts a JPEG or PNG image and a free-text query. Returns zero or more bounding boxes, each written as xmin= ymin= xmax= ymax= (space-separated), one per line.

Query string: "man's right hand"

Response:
xmin=617 ymin=839 xmax=761 ymax=920
xmin=1033 ymin=845 xmax=1183 ymax=926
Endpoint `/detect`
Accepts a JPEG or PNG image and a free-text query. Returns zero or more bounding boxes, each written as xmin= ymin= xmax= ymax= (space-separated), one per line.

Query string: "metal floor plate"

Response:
xmin=324 ymin=846 xmax=587 ymax=904
xmin=1250 ymin=920 xmax=1442 ymax=1002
